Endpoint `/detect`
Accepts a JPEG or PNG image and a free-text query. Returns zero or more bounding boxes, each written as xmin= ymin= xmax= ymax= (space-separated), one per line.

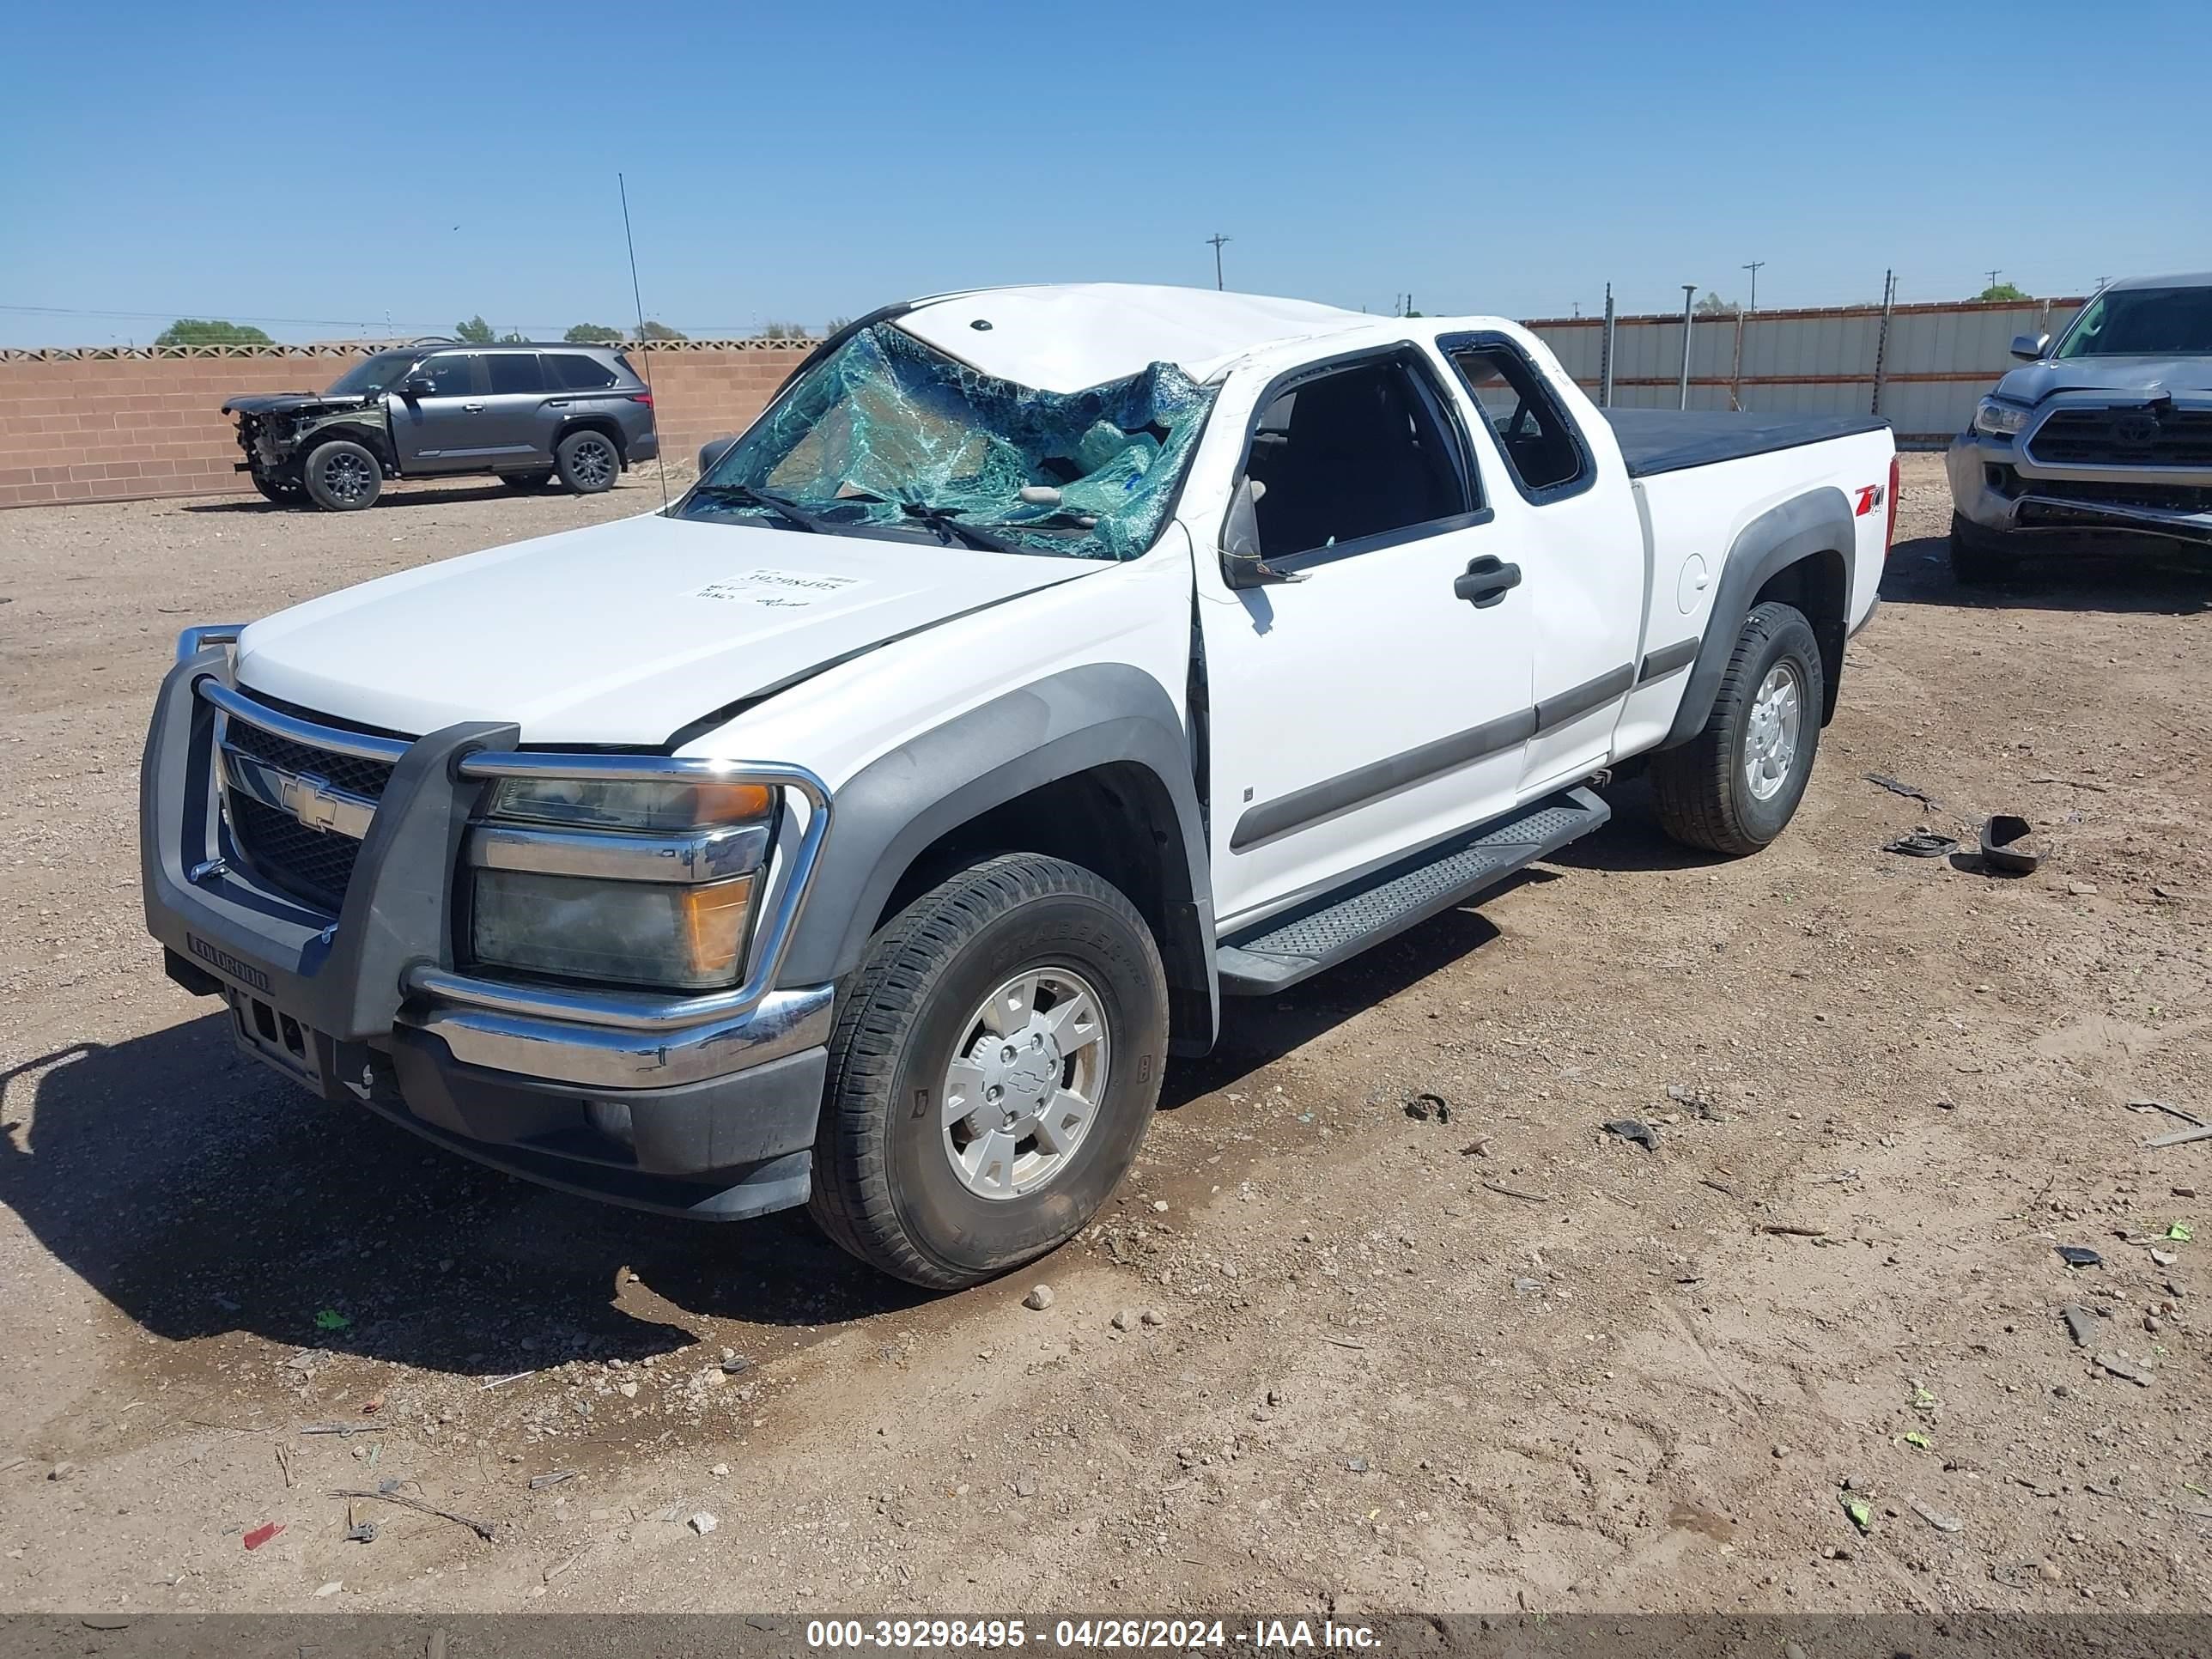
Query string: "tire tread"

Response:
xmin=1650 ymin=600 xmax=1820 ymax=856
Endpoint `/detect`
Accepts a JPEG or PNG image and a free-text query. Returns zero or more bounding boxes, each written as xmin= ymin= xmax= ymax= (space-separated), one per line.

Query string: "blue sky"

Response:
xmin=3 ymin=0 xmax=2208 ymax=347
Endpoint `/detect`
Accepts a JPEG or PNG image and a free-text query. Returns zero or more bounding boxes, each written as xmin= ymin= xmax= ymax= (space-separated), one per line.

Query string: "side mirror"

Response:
xmin=1220 ymin=477 xmax=1304 ymax=589
xmin=2009 ymin=333 xmax=2049 ymax=362
xmin=403 ymin=374 xmax=436 ymax=398
xmin=697 ymin=435 xmax=738 ymax=474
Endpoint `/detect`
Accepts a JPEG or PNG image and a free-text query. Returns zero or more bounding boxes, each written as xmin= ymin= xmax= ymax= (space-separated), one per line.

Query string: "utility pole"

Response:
xmin=1206 ymin=234 xmax=1231 ymax=292
xmin=1600 ymin=283 xmax=1616 ymax=407
xmin=1732 ymin=260 xmax=1763 ymax=411
xmin=1742 ymin=260 xmax=1764 ymax=315
xmin=1986 ymin=267 xmax=2002 ymax=294
xmin=1678 ymin=283 xmax=1698 ymax=410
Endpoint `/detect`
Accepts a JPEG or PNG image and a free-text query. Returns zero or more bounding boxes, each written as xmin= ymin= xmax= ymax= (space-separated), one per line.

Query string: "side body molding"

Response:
xmin=1658 ymin=486 xmax=1855 ymax=750
xmin=775 ymin=663 xmax=1219 ymax=1053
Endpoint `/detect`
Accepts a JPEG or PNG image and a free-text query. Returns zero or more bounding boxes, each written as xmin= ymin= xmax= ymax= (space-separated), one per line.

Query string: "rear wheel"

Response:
xmin=555 ymin=430 xmax=618 ymax=495
xmin=808 ymin=852 xmax=1170 ymax=1290
xmin=1650 ymin=600 xmax=1825 ymax=856
xmin=301 ymin=441 xmax=383 ymax=511
xmin=1948 ymin=512 xmax=2016 ymax=586
xmin=500 ymin=470 xmax=554 ymax=491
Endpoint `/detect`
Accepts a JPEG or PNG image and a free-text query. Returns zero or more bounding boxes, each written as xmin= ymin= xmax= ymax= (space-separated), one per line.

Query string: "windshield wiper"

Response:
xmin=686 ymin=483 xmax=836 ymax=535
xmin=896 ymin=501 xmax=1017 ymax=554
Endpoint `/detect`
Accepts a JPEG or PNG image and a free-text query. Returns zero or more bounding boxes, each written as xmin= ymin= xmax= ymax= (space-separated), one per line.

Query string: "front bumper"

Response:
xmin=1948 ymin=429 xmax=2212 ymax=549
xmin=140 ymin=644 xmax=833 ymax=1220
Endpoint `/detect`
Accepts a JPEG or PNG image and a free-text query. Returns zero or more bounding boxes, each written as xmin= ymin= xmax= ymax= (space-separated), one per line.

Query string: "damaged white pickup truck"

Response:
xmin=143 ymin=284 xmax=1896 ymax=1287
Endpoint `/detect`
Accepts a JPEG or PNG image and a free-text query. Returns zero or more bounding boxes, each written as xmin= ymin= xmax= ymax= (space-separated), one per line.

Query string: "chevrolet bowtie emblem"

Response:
xmin=279 ymin=772 xmax=345 ymax=832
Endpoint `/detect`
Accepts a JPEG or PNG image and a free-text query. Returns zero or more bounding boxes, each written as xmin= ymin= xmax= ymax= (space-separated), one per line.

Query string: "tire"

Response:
xmin=1948 ymin=512 xmax=2015 ymax=586
xmin=1650 ymin=600 xmax=1826 ymax=857
xmin=300 ymin=440 xmax=383 ymax=512
xmin=554 ymin=429 xmax=619 ymax=495
xmin=249 ymin=471 xmax=301 ymax=505
xmin=808 ymin=852 xmax=1170 ymax=1290
xmin=500 ymin=470 xmax=555 ymax=491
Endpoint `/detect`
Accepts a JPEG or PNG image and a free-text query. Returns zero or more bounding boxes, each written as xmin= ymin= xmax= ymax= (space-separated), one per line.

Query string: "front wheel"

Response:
xmin=1949 ymin=512 xmax=2017 ymax=586
xmin=808 ymin=853 xmax=1170 ymax=1290
xmin=250 ymin=471 xmax=301 ymax=505
xmin=554 ymin=429 xmax=618 ymax=495
xmin=1649 ymin=600 xmax=1826 ymax=856
xmin=301 ymin=441 xmax=383 ymax=511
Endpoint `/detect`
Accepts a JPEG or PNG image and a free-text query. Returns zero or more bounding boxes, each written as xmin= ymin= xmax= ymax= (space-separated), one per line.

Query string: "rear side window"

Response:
xmin=1238 ymin=356 xmax=1471 ymax=561
xmin=545 ymin=353 xmax=620 ymax=392
xmin=486 ymin=353 xmax=544 ymax=394
xmin=1445 ymin=338 xmax=1592 ymax=500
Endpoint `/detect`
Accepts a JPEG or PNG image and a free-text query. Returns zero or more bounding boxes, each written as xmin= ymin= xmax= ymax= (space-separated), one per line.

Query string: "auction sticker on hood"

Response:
xmin=693 ymin=568 xmax=868 ymax=608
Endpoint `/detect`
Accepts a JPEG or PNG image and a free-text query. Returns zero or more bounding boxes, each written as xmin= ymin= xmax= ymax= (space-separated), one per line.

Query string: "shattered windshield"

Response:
xmin=675 ymin=323 xmax=1218 ymax=561
xmin=2056 ymin=288 xmax=2212 ymax=357
xmin=325 ymin=350 xmax=418 ymax=397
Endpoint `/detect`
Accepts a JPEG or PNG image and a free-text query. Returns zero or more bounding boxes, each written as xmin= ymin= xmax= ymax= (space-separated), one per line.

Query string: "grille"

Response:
xmin=2030 ymin=407 xmax=2212 ymax=468
xmin=2023 ymin=477 xmax=2212 ymax=514
xmin=223 ymin=716 xmax=397 ymax=799
xmin=228 ymin=792 xmax=363 ymax=912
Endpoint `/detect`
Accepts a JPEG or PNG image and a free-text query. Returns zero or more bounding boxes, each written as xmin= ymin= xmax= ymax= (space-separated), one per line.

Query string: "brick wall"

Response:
xmin=0 ymin=343 xmax=813 ymax=510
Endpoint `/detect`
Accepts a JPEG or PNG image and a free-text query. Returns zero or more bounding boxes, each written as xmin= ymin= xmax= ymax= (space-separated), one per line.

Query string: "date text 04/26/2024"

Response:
xmin=804 ymin=1620 xmax=1381 ymax=1650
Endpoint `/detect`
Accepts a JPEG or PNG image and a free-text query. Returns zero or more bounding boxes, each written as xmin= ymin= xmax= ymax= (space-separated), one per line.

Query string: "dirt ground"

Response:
xmin=0 ymin=457 xmax=2207 ymax=1618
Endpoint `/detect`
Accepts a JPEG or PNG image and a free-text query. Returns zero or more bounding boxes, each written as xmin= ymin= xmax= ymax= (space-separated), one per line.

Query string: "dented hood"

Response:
xmin=222 ymin=392 xmax=373 ymax=416
xmin=233 ymin=512 xmax=1103 ymax=745
xmin=1996 ymin=356 xmax=2212 ymax=404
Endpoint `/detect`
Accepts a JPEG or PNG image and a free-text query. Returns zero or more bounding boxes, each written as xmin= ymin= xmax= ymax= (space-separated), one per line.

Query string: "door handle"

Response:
xmin=1454 ymin=555 xmax=1522 ymax=608
xmin=463 ymin=402 xmax=485 ymax=413
xmin=545 ymin=398 xmax=572 ymax=408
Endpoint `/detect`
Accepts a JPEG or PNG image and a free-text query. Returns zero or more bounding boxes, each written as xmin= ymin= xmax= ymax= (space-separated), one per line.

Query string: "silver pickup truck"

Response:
xmin=1948 ymin=271 xmax=2212 ymax=581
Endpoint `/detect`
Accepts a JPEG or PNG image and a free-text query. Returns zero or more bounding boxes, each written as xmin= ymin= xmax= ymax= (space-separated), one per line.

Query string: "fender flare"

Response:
xmin=1658 ymin=486 xmax=1854 ymax=750
xmin=775 ymin=663 xmax=1218 ymax=1049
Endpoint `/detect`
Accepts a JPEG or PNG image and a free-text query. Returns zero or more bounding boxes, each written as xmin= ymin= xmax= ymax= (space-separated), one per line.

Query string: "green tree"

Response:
xmin=759 ymin=321 xmax=812 ymax=341
xmin=155 ymin=318 xmax=275 ymax=347
xmin=496 ymin=330 xmax=527 ymax=343
xmin=454 ymin=314 xmax=495 ymax=343
xmin=1694 ymin=291 xmax=1740 ymax=317
xmin=1978 ymin=282 xmax=2028 ymax=302
xmin=636 ymin=319 xmax=689 ymax=342
xmin=564 ymin=322 xmax=625 ymax=343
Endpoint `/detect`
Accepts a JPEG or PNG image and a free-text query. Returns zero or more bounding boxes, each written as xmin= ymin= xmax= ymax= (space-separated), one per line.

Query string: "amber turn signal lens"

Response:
xmin=675 ymin=875 xmax=756 ymax=981
xmin=685 ymin=781 xmax=774 ymax=825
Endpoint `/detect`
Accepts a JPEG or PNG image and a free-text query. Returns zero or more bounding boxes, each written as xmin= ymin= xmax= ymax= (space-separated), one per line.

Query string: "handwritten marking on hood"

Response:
xmin=694 ymin=569 xmax=869 ymax=608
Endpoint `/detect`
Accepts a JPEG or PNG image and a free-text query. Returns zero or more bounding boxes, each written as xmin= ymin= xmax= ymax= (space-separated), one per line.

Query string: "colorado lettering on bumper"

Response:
xmin=140 ymin=635 xmax=836 ymax=1221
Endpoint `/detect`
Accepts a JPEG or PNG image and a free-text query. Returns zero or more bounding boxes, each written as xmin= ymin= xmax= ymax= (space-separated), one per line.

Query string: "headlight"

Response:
xmin=1973 ymin=398 xmax=2029 ymax=438
xmin=470 ymin=868 xmax=756 ymax=990
xmin=489 ymin=775 xmax=772 ymax=832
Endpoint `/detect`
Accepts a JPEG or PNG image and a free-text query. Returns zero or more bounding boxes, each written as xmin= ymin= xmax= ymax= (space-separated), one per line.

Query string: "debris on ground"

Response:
xmin=343 ymin=1522 xmax=378 ymax=1545
xmin=526 ymin=1471 xmax=576 ymax=1491
xmin=2055 ymin=1245 xmax=2103 ymax=1268
xmin=241 ymin=1522 xmax=282 ymax=1551
xmin=1403 ymin=1092 xmax=1451 ymax=1124
xmin=313 ymin=1580 xmax=342 ymax=1598
xmin=1907 ymin=1496 xmax=1964 ymax=1533
xmin=1458 ymin=1137 xmax=1493 ymax=1158
xmin=1759 ymin=1223 xmax=1827 ymax=1238
xmin=2146 ymin=1124 xmax=2212 ymax=1150
xmin=2091 ymin=1352 xmax=2154 ymax=1388
xmin=1511 ymin=1276 xmax=1543 ymax=1295
xmin=313 ymin=1310 xmax=351 ymax=1332
xmin=1902 ymin=1431 xmax=1933 ymax=1449
xmin=1839 ymin=1492 xmax=1875 ymax=1534
xmin=720 ymin=1355 xmax=751 ymax=1376
xmin=1668 ymin=1084 xmax=1725 ymax=1121
xmin=46 ymin=1462 xmax=74 ymax=1483
xmin=299 ymin=1424 xmax=383 ymax=1438
xmin=2151 ymin=1248 xmax=2179 ymax=1267
xmin=1978 ymin=813 xmax=2042 ymax=875
xmin=1139 ymin=1308 xmax=1165 ymax=1327
xmin=1109 ymin=1310 xmax=1133 ymax=1332
xmin=326 ymin=1487 xmax=496 ymax=1543
xmin=2166 ymin=1222 xmax=2194 ymax=1243
xmin=1866 ymin=772 xmax=1939 ymax=807
xmin=688 ymin=1512 xmax=718 ymax=1535
xmin=1021 ymin=1285 xmax=1055 ymax=1311
xmin=1884 ymin=830 xmax=1958 ymax=859
xmin=1602 ymin=1119 xmax=1659 ymax=1151
xmin=2062 ymin=1304 xmax=2101 ymax=1347
xmin=1480 ymin=1178 xmax=1553 ymax=1203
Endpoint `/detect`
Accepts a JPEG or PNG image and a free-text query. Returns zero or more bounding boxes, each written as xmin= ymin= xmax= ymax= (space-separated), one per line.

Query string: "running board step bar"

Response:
xmin=1215 ymin=787 xmax=1611 ymax=995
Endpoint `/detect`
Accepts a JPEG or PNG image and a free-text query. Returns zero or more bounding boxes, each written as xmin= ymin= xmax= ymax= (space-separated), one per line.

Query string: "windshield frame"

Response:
xmin=669 ymin=322 xmax=1220 ymax=563
xmin=324 ymin=349 xmax=421 ymax=398
xmin=2053 ymin=285 xmax=2212 ymax=360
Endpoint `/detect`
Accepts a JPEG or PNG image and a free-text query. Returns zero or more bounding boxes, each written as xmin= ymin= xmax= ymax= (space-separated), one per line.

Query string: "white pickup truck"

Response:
xmin=142 ymin=284 xmax=1897 ymax=1287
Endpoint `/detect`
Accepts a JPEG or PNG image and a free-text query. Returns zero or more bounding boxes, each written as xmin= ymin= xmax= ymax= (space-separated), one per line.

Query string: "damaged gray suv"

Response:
xmin=1947 ymin=272 xmax=2212 ymax=581
xmin=222 ymin=341 xmax=659 ymax=511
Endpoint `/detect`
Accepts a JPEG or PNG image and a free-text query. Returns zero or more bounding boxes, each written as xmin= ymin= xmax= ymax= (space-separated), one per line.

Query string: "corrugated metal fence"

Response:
xmin=1523 ymin=295 xmax=2086 ymax=446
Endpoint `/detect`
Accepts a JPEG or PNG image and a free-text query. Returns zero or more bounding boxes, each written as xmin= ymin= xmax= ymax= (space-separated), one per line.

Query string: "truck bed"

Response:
xmin=1601 ymin=409 xmax=1891 ymax=478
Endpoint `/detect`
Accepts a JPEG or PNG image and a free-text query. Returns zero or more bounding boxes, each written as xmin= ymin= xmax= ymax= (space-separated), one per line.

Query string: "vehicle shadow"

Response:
xmin=179 ymin=480 xmax=654 ymax=516
xmin=1545 ymin=775 xmax=1732 ymax=875
xmin=0 ymin=1014 xmax=930 ymax=1376
xmin=1881 ymin=531 xmax=2212 ymax=616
